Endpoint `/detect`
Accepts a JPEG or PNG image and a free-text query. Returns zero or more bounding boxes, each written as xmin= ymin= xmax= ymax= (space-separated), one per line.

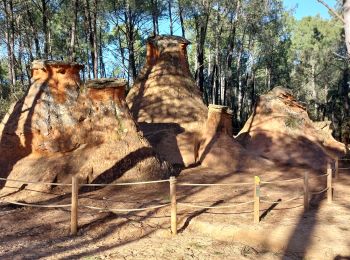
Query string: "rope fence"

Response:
xmin=310 ymin=187 xmax=329 ymax=195
xmin=0 ymin=177 xmax=72 ymax=186
xmin=177 ymin=200 xmax=254 ymax=209
xmin=177 ymin=182 xmax=252 ymax=186
xmin=0 ymin=160 xmax=339 ymax=235
xmin=82 ymin=203 xmax=170 ymax=212
xmin=79 ymin=179 xmax=170 ymax=187
xmin=0 ymin=200 xmax=71 ymax=208
xmin=260 ymin=194 xmax=303 ymax=204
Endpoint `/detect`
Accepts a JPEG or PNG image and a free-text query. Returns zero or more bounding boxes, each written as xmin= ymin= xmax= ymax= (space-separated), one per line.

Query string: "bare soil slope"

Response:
xmin=198 ymin=105 xmax=273 ymax=171
xmin=126 ymin=35 xmax=208 ymax=167
xmin=236 ymin=87 xmax=344 ymax=170
xmin=0 ymin=60 xmax=170 ymax=198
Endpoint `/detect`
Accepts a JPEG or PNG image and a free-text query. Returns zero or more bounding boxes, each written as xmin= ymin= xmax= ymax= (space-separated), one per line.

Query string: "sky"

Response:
xmin=283 ymin=0 xmax=338 ymax=20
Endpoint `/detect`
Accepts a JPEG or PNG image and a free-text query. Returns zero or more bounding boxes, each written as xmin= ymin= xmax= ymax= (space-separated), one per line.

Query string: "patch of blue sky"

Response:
xmin=283 ymin=0 xmax=338 ymax=20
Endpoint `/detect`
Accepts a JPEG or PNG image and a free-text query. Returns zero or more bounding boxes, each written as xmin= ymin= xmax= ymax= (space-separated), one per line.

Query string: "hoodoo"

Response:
xmin=0 ymin=60 xmax=170 ymax=198
xmin=127 ymin=35 xmax=208 ymax=167
xmin=198 ymin=105 xmax=272 ymax=171
xmin=236 ymin=87 xmax=344 ymax=169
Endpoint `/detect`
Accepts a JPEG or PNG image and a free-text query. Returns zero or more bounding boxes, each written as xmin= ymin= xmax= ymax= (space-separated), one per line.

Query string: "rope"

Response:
xmin=338 ymin=158 xmax=350 ymax=161
xmin=310 ymin=187 xmax=329 ymax=195
xmin=177 ymin=182 xmax=252 ymax=187
xmin=0 ymin=177 xmax=71 ymax=186
xmin=310 ymin=173 xmax=329 ymax=179
xmin=82 ymin=203 xmax=170 ymax=212
xmin=260 ymin=195 xmax=303 ymax=204
xmin=261 ymin=177 xmax=303 ymax=184
xmin=338 ymin=167 xmax=350 ymax=170
xmin=177 ymin=200 xmax=254 ymax=209
xmin=0 ymin=200 xmax=71 ymax=208
xmin=79 ymin=179 xmax=170 ymax=187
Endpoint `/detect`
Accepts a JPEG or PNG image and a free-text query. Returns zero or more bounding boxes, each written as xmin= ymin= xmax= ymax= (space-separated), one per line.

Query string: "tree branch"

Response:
xmin=316 ymin=0 xmax=345 ymax=24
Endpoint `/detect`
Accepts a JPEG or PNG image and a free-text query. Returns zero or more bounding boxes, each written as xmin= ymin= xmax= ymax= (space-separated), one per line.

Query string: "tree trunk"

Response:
xmin=168 ymin=0 xmax=173 ymax=35
xmin=194 ymin=7 xmax=210 ymax=103
xmin=92 ymin=0 xmax=98 ymax=77
xmin=3 ymin=0 xmax=16 ymax=86
xmin=84 ymin=0 xmax=96 ymax=78
xmin=178 ymin=0 xmax=185 ymax=37
xmin=26 ymin=1 xmax=41 ymax=58
xmin=224 ymin=0 xmax=240 ymax=107
xmin=343 ymin=0 xmax=350 ymax=118
xmin=344 ymin=0 xmax=350 ymax=55
xmin=69 ymin=0 xmax=79 ymax=61
xmin=42 ymin=0 xmax=49 ymax=59
xmin=99 ymin=26 xmax=106 ymax=78
xmin=83 ymin=0 xmax=91 ymax=78
xmin=124 ymin=1 xmax=137 ymax=80
xmin=151 ymin=0 xmax=159 ymax=35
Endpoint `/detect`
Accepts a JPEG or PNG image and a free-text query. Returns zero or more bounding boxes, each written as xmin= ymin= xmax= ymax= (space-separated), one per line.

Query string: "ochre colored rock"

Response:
xmin=236 ymin=87 xmax=344 ymax=169
xmin=0 ymin=60 xmax=170 ymax=197
xmin=199 ymin=105 xmax=272 ymax=171
xmin=127 ymin=35 xmax=208 ymax=167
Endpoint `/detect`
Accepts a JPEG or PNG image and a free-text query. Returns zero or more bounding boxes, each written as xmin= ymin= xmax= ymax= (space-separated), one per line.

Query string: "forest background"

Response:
xmin=0 ymin=0 xmax=348 ymax=139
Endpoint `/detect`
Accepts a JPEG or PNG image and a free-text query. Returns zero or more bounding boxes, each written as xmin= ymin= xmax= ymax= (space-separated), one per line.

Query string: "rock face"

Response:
xmin=126 ymin=35 xmax=208 ymax=167
xmin=198 ymin=105 xmax=273 ymax=171
xmin=236 ymin=87 xmax=344 ymax=169
xmin=0 ymin=60 xmax=170 ymax=195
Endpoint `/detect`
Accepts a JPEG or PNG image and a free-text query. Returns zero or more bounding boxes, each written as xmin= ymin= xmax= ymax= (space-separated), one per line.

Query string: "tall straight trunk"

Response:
xmin=84 ymin=0 xmax=97 ymax=78
xmin=83 ymin=0 xmax=91 ymax=78
xmin=168 ymin=0 xmax=173 ymax=35
xmin=69 ymin=0 xmax=79 ymax=61
xmin=117 ymin=30 xmax=127 ymax=78
xmin=343 ymin=0 xmax=350 ymax=118
xmin=194 ymin=7 xmax=210 ymax=103
xmin=210 ymin=64 xmax=216 ymax=104
xmin=311 ymin=61 xmax=318 ymax=118
xmin=99 ymin=26 xmax=106 ymax=78
xmin=3 ymin=0 xmax=16 ymax=86
xmin=224 ymin=0 xmax=240 ymax=107
xmin=343 ymin=0 xmax=350 ymax=55
xmin=42 ymin=0 xmax=49 ymax=59
xmin=18 ymin=35 xmax=25 ymax=86
xmin=151 ymin=0 xmax=159 ymax=35
xmin=26 ymin=1 xmax=41 ymax=58
xmin=236 ymin=30 xmax=246 ymax=120
xmin=92 ymin=0 xmax=98 ymax=78
xmin=124 ymin=1 xmax=137 ymax=80
xmin=214 ymin=23 xmax=221 ymax=104
xmin=250 ymin=70 xmax=256 ymax=111
xmin=178 ymin=0 xmax=185 ymax=37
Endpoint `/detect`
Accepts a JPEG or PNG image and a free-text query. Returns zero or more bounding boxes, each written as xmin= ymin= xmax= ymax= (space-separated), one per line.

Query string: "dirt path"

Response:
xmin=0 ymin=166 xmax=349 ymax=259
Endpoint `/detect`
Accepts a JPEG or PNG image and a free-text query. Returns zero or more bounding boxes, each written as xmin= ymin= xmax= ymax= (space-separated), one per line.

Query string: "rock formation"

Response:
xmin=198 ymin=105 xmax=272 ymax=171
xmin=126 ymin=35 xmax=208 ymax=167
xmin=0 ymin=60 xmax=170 ymax=196
xmin=236 ymin=87 xmax=344 ymax=169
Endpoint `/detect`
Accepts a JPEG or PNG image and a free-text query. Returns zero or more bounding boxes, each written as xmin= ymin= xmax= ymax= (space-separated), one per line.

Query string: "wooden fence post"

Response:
xmin=304 ymin=172 xmax=309 ymax=212
xmin=71 ymin=175 xmax=78 ymax=236
xmin=254 ymin=176 xmax=260 ymax=224
xmin=327 ymin=163 xmax=333 ymax=203
xmin=335 ymin=158 xmax=339 ymax=180
xmin=170 ymin=176 xmax=177 ymax=235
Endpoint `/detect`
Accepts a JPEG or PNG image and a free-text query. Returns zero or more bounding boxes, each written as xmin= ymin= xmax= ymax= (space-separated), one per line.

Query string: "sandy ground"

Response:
xmin=0 ymin=164 xmax=349 ymax=259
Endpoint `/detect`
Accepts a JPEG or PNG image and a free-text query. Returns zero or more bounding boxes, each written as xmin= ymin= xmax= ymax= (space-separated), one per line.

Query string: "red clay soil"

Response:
xmin=198 ymin=104 xmax=273 ymax=171
xmin=127 ymin=35 xmax=273 ymax=173
xmin=236 ymin=87 xmax=344 ymax=170
xmin=0 ymin=60 xmax=170 ymax=199
xmin=126 ymin=35 xmax=208 ymax=167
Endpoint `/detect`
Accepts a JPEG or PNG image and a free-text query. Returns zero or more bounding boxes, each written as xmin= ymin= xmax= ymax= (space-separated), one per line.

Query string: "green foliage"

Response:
xmin=284 ymin=116 xmax=304 ymax=129
xmin=0 ymin=0 xmax=348 ymax=137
